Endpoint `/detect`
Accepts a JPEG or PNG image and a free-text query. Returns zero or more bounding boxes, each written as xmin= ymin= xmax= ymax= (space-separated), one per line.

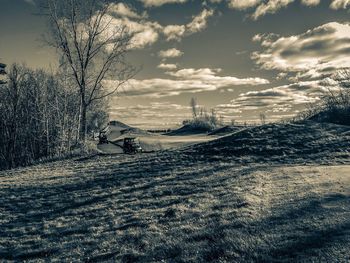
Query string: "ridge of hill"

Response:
xmin=182 ymin=121 xmax=350 ymax=164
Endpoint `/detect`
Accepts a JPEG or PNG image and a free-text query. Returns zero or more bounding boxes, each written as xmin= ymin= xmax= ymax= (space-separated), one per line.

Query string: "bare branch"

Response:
xmin=44 ymin=0 xmax=136 ymax=140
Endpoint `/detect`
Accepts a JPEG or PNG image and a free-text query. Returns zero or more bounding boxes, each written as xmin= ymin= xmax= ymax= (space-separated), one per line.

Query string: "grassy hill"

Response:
xmin=0 ymin=121 xmax=349 ymax=262
xmin=184 ymin=121 xmax=350 ymax=164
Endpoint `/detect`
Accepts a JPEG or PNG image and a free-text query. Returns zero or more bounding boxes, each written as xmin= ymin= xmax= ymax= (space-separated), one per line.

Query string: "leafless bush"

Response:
xmin=297 ymin=70 xmax=350 ymax=125
xmin=0 ymin=64 xmax=107 ymax=170
xmin=183 ymin=99 xmax=223 ymax=131
xmin=259 ymin=113 xmax=266 ymax=125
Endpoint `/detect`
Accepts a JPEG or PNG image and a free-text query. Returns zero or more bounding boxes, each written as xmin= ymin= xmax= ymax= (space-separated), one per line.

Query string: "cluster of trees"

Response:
xmin=0 ymin=64 xmax=108 ymax=170
xmin=0 ymin=0 xmax=136 ymax=169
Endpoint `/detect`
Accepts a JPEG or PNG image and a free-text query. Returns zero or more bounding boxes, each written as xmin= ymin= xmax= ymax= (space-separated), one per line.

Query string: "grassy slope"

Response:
xmin=185 ymin=121 xmax=350 ymax=164
xmin=0 ymin=121 xmax=350 ymax=262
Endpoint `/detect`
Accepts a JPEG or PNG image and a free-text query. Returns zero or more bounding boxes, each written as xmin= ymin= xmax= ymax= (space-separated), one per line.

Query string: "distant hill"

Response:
xmin=165 ymin=124 xmax=212 ymax=136
xmin=208 ymin=125 xmax=243 ymax=136
xmin=104 ymin=120 xmax=150 ymax=141
xmin=183 ymin=121 xmax=350 ymax=163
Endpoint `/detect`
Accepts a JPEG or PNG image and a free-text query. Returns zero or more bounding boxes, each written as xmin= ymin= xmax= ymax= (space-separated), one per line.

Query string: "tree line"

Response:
xmin=0 ymin=64 xmax=108 ymax=170
xmin=0 ymin=0 xmax=136 ymax=169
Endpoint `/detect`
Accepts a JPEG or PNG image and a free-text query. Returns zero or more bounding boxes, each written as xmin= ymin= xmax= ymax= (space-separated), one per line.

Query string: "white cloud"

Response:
xmin=162 ymin=9 xmax=214 ymax=41
xmin=252 ymin=22 xmax=350 ymax=79
xmin=301 ymin=0 xmax=320 ymax=6
xmin=139 ymin=0 xmax=188 ymax=7
xmin=187 ymin=9 xmax=215 ymax=33
xmin=227 ymin=0 xmax=261 ymax=10
xmin=109 ymin=102 xmax=191 ymax=129
xmin=103 ymin=6 xmax=214 ymax=50
xmin=100 ymin=13 xmax=164 ymax=49
xmin=107 ymin=67 xmax=269 ymax=98
xmin=110 ymin=3 xmax=146 ymax=19
xmin=223 ymin=0 xmax=334 ymax=19
xmin=140 ymin=0 xmax=350 ymax=19
xmin=330 ymin=0 xmax=350 ymax=9
xmin=158 ymin=63 xmax=178 ymax=70
xmin=217 ymin=80 xmax=336 ymax=121
xmin=252 ymin=0 xmax=294 ymax=20
xmin=158 ymin=48 xmax=184 ymax=58
xmin=167 ymin=68 xmax=270 ymax=86
xmin=163 ymin=25 xmax=186 ymax=41
xmin=235 ymin=81 xmax=323 ymax=106
xmin=117 ymin=78 xmax=220 ymax=97
xmin=131 ymin=27 xmax=159 ymax=49
xmin=215 ymin=103 xmax=242 ymax=114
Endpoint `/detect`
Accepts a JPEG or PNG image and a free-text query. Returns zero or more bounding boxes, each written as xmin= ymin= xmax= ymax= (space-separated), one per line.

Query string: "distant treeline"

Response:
xmin=0 ymin=64 xmax=108 ymax=170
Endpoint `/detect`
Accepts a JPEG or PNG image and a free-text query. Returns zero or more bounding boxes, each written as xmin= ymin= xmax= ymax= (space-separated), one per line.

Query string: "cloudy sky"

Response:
xmin=1 ymin=0 xmax=350 ymax=128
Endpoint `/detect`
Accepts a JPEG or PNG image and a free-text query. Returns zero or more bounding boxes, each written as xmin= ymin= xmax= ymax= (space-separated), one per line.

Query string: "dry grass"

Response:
xmin=0 ymin=122 xmax=350 ymax=262
xmin=185 ymin=121 xmax=350 ymax=164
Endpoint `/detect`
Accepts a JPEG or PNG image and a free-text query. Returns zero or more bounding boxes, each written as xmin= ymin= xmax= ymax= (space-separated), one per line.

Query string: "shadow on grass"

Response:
xmin=0 ymin=156 xmax=234 ymax=261
xmin=166 ymin=192 xmax=350 ymax=262
xmin=1 ymin=152 xmax=349 ymax=262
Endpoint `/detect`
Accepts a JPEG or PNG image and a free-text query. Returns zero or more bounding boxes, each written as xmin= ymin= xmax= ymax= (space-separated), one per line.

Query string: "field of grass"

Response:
xmin=0 ymin=121 xmax=349 ymax=262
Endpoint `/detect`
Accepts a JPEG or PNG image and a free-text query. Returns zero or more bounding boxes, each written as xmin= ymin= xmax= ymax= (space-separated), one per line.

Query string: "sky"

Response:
xmin=1 ymin=0 xmax=350 ymax=128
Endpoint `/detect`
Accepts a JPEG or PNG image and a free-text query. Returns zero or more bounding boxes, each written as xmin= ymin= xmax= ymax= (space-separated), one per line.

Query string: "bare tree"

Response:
xmin=259 ymin=113 xmax=266 ymax=125
xmin=45 ymin=0 xmax=136 ymax=140
xmin=190 ymin=97 xmax=198 ymax=119
xmin=0 ymin=63 xmax=88 ymax=170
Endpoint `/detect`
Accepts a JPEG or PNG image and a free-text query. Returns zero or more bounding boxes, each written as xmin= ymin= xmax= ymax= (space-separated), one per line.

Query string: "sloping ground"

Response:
xmin=208 ymin=125 xmax=243 ymax=136
xmin=184 ymin=121 xmax=350 ymax=164
xmin=309 ymin=107 xmax=350 ymax=126
xmin=138 ymin=134 xmax=216 ymax=152
xmin=96 ymin=142 xmax=124 ymax=154
xmin=104 ymin=121 xmax=150 ymax=142
xmin=165 ymin=124 xmax=210 ymax=136
xmin=1 ymin=121 xmax=350 ymax=261
xmin=0 ymin=153 xmax=349 ymax=262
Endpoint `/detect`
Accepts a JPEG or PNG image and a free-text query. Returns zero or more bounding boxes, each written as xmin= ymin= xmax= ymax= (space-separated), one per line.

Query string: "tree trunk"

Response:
xmin=79 ymin=103 xmax=87 ymax=142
